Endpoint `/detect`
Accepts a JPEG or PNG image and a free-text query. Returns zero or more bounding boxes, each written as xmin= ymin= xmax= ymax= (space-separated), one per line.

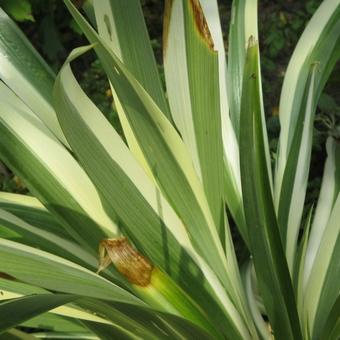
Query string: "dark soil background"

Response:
xmin=0 ymin=0 xmax=339 ymax=223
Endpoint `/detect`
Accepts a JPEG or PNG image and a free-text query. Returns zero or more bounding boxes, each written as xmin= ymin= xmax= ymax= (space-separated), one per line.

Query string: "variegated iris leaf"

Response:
xmin=0 ymin=0 xmax=339 ymax=339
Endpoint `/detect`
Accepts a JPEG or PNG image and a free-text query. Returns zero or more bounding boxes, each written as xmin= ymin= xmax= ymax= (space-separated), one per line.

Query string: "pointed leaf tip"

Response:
xmin=247 ymin=35 xmax=257 ymax=48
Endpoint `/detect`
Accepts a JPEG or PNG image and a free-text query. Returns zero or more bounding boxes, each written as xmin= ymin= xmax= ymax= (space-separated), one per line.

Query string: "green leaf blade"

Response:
xmin=0 ymin=8 xmax=66 ymax=144
xmin=0 ymin=294 xmax=76 ymax=333
xmin=303 ymin=192 xmax=340 ymax=337
xmin=0 ymin=83 xmax=118 ymax=254
xmin=239 ymin=38 xmax=302 ymax=340
xmin=274 ymin=0 xmax=340 ymax=255
xmin=63 ymin=0 xmax=235 ymax=304
xmin=0 ymin=239 xmax=143 ymax=306
xmin=277 ymin=63 xmax=319 ymax=271
xmin=93 ymin=0 xmax=170 ymax=119
xmin=52 ymin=45 xmax=249 ymax=339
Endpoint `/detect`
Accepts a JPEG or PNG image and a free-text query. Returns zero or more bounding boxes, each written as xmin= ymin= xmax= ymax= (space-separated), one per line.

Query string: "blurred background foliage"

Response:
xmin=0 ymin=0 xmax=339 ymax=212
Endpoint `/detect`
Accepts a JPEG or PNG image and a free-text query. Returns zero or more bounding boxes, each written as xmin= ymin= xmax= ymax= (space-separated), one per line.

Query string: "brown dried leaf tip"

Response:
xmin=163 ymin=0 xmax=173 ymax=56
xmin=189 ymin=0 xmax=214 ymax=50
xmin=97 ymin=237 xmax=154 ymax=287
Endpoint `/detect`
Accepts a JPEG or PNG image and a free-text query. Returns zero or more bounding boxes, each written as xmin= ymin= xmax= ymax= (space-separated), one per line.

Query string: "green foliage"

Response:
xmin=0 ymin=0 xmax=339 ymax=339
xmin=0 ymin=0 xmax=33 ymax=22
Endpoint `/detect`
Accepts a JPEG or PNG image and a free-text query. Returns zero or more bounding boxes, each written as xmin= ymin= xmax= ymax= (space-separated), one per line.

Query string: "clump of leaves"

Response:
xmin=0 ymin=1 xmax=339 ymax=339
